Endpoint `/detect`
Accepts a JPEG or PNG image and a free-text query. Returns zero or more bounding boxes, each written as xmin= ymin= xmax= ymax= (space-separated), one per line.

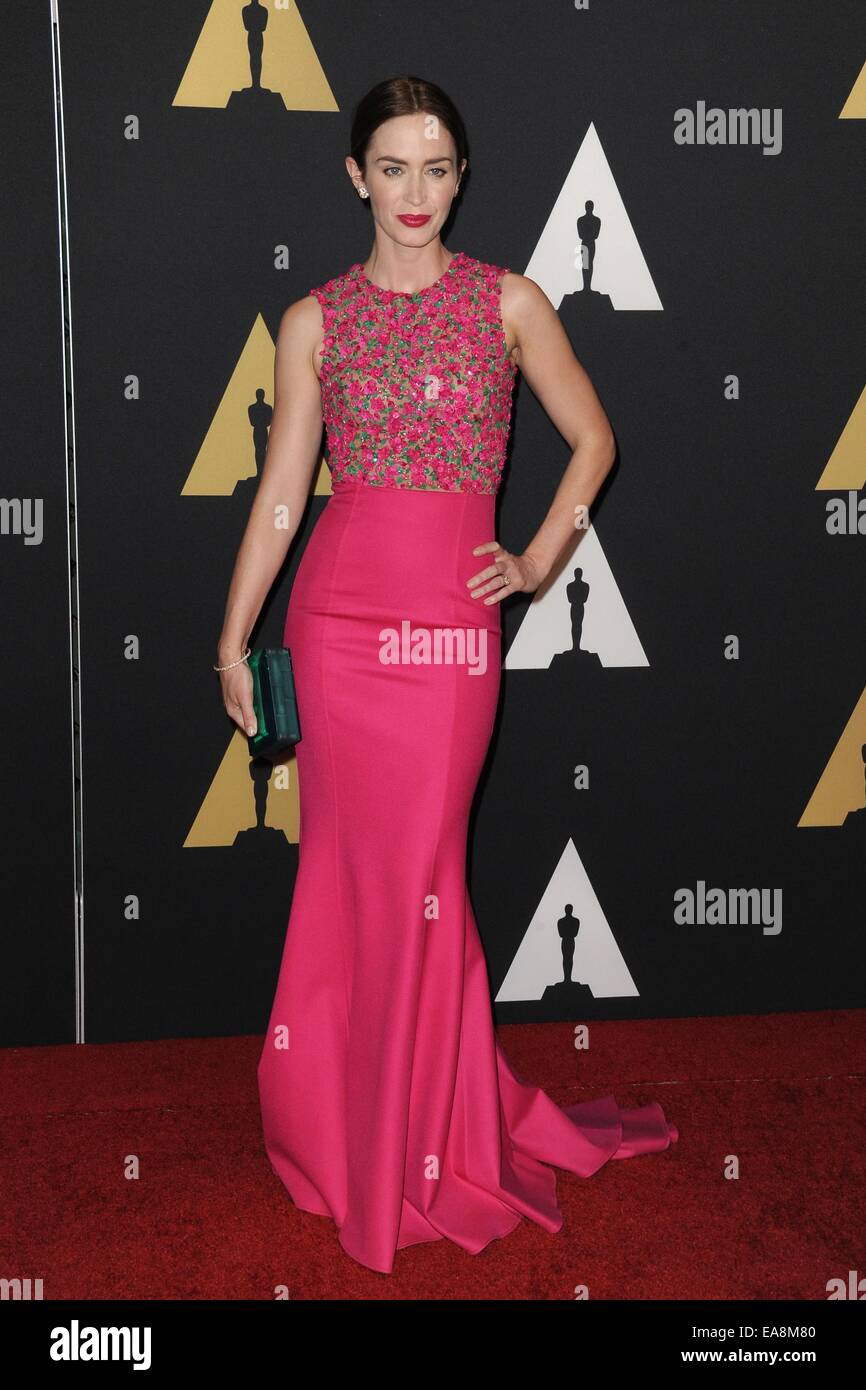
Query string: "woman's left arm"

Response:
xmin=468 ymin=272 xmax=616 ymax=605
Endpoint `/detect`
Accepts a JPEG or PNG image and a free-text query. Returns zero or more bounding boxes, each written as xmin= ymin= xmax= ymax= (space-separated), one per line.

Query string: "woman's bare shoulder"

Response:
xmin=499 ymin=268 xmax=552 ymax=317
xmin=263 ymin=293 xmax=328 ymax=386
xmin=279 ymin=291 xmax=324 ymax=334
xmin=497 ymin=270 xmax=553 ymax=365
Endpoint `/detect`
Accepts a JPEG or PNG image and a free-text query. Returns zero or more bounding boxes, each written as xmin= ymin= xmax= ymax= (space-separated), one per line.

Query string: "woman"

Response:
xmin=216 ymin=75 xmax=678 ymax=1276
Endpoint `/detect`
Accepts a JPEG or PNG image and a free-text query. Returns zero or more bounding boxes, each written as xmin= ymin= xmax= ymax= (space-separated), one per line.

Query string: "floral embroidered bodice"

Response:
xmin=309 ymin=250 xmax=517 ymax=493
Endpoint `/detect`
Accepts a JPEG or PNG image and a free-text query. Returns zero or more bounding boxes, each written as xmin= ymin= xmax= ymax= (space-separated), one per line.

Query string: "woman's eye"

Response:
xmin=383 ymin=166 xmax=447 ymax=177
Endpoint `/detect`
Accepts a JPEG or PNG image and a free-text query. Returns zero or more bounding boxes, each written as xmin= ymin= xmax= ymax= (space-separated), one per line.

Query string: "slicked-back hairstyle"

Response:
xmin=349 ymin=74 xmax=469 ymax=190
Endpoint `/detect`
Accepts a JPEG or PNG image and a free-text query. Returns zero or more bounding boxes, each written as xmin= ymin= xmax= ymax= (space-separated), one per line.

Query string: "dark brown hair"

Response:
xmin=349 ymin=75 xmax=470 ymax=191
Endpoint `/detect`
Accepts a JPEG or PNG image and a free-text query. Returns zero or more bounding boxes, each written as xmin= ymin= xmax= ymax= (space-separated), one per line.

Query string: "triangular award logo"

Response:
xmin=495 ymin=838 xmax=640 ymax=1002
xmin=185 ymin=728 xmax=300 ymax=846
xmin=505 ymin=524 xmax=649 ymax=669
xmin=173 ymin=0 xmax=338 ymax=111
xmin=524 ymin=121 xmax=662 ymax=311
xmin=799 ymin=686 xmax=866 ymax=827
xmin=182 ymin=313 xmax=331 ymax=496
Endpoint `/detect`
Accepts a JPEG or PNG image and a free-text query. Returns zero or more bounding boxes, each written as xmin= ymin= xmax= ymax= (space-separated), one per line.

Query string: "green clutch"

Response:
xmin=246 ymin=647 xmax=301 ymax=760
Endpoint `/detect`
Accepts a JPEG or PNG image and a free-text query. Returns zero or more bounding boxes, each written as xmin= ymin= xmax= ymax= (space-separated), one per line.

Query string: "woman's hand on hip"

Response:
xmin=466 ymin=542 xmax=544 ymax=605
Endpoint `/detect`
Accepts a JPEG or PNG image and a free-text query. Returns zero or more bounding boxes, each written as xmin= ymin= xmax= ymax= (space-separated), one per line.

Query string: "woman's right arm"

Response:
xmin=216 ymin=293 xmax=324 ymax=734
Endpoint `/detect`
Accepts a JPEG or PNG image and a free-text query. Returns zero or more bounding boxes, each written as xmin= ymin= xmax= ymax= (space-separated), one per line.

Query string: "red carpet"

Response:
xmin=1 ymin=1010 xmax=864 ymax=1300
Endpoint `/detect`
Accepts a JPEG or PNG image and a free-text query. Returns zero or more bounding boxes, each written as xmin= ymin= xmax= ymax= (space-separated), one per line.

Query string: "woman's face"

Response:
xmin=347 ymin=112 xmax=464 ymax=245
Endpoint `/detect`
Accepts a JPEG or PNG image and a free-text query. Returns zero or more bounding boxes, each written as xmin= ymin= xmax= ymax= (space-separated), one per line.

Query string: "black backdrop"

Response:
xmin=2 ymin=0 xmax=864 ymax=1047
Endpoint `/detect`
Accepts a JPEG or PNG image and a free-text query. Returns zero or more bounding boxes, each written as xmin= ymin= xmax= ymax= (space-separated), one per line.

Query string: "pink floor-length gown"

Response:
xmin=257 ymin=251 xmax=678 ymax=1275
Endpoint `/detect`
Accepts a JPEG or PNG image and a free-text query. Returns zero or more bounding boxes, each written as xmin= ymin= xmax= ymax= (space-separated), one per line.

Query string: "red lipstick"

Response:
xmin=397 ymin=214 xmax=431 ymax=226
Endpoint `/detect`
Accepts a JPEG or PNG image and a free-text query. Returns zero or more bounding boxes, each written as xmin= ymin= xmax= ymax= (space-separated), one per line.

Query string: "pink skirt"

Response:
xmin=257 ymin=479 xmax=678 ymax=1274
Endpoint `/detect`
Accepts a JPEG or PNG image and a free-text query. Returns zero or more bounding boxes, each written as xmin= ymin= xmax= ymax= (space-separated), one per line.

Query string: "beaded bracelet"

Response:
xmin=213 ymin=646 xmax=251 ymax=672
